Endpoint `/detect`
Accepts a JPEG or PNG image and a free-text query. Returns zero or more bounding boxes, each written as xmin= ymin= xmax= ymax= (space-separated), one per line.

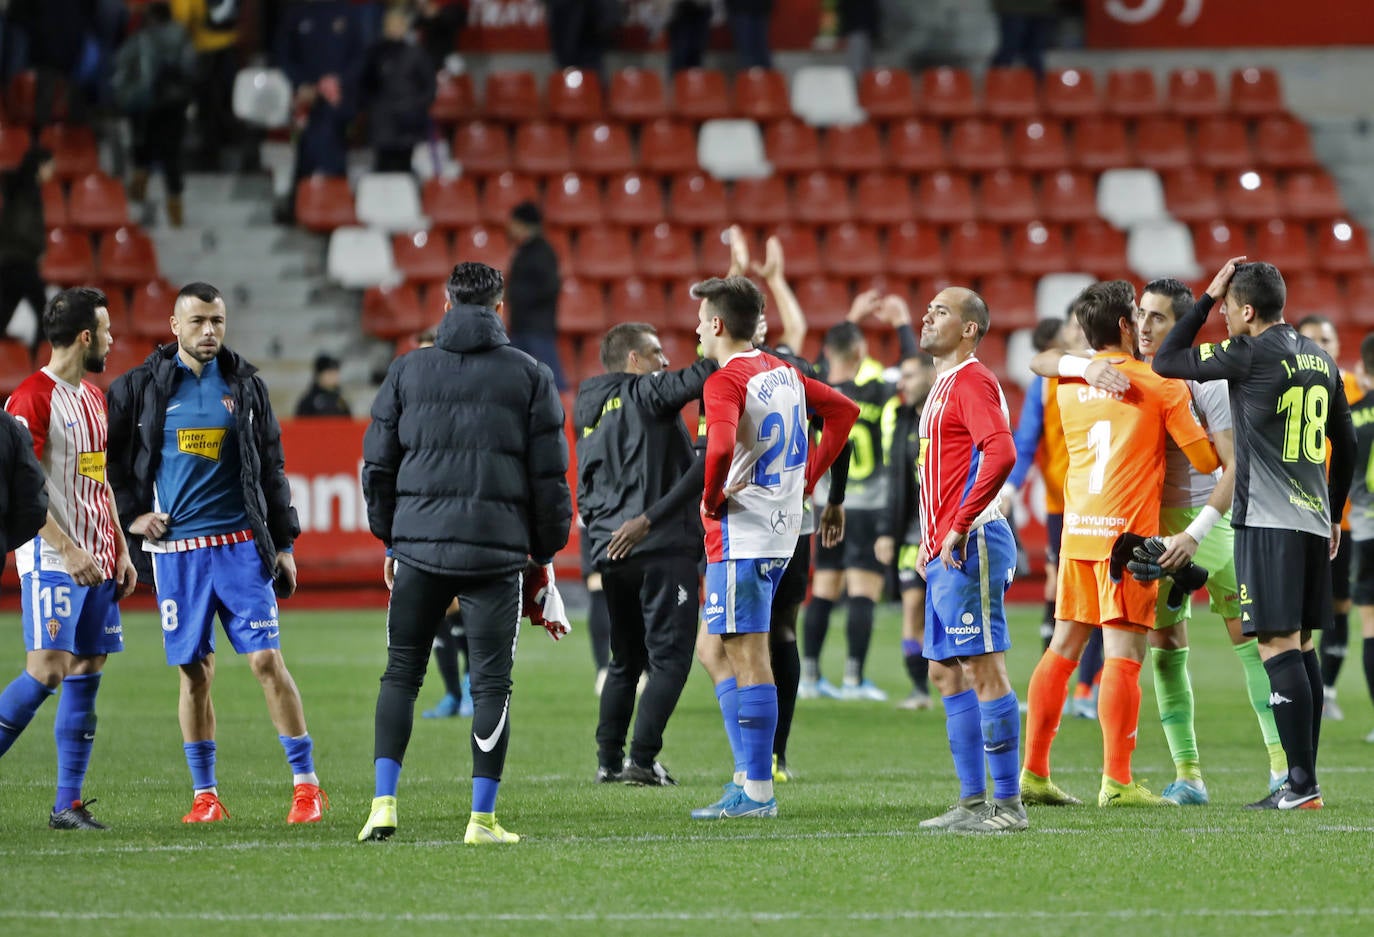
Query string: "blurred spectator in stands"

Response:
xmin=8 ymin=0 xmax=97 ymax=127
xmin=542 ymin=0 xmax=619 ymax=77
xmin=295 ymin=353 xmax=352 ymax=416
xmin=412 ymin=0 xmax=468 ymax=72
xmin=659 ymin=0 xmax=711 ymax=75
xmin=839 ymin=0 xmax=879 ymax=75
xmin=990 ymin=0 xmax=1058 ymax=79
xmin=170 ymin=0 xmax=242 ymax=171
xmin=726 ymin=0 xmax=771 ymax=69
xmin=505 ymin=201 xmax=567 ymax=391
xmin=114 ymin=2 xmax=196 ymax=227
xmin=0 ymin=146 xmax=53 ymax=351
xmin=359 ymin=5 xmax=435 ymax=173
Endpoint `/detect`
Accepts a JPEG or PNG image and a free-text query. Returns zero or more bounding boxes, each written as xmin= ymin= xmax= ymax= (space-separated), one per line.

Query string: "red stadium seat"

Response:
xmin=572 ymin=121 xmax=634 ymax=175
xmin=1009 ymin=118 xmax=1068 ymax=171
xmin=1040 ymin=169 xmax=1098 ymax=223
xmin=0 ymin=340 xmax=32 ymax=396
xmin=1280 ymin=170 xmax=1346 ymax=221
xmin=1167 ymin=68 xmax=1222 ymax=118
xmin=1220 ymin=170 xmax=1281 ymax=222
xmin=821 ymin=223 xmax=883 ymax=277
xmin=556 ymin=277 xmax=607 ymax=333
xmin=883 ymin=118 xmax=943 ymax=172
xmin=916 ymin=171 xmax=975 ymax=225
xmin=821 ymin=123 xmax=885 ymax=173
xmin=1105 ymin=69 xmax=1159 ymax=118
xmin=947 ymin=222 xmax=1007 ymax=278
xmin=857 ymin=68 xmax=917 ymax=121
xmin=1316 ymin=220 xmax=1373 ymax=274
xmin=430 ymin=71 xmax=476 ymax=125
xmin=1009 ymin=221 xmax=1068 ymax=277
xmin=1284 ymin=272 xmax=1345 ymax=319
xmin=919 ymin=67 xmax=977 ymax=120
xmin=87 ymin=339 xmax=149 ymax=391
xmin=792 ymin=277 xmax=851 ymax=328
xmin=95 ymin=282 xmax=129 ymax=332
xmin=733 ymin=175 xmax=793 ymax=226
xmin=638 ymin=223 xmax=699 ymax=278
xmin=886 ymin=221 xmax=946 ymax=278
xmin=639 ymin=119 xmax=699 ymax=175
xmin=452 ymin=224 xmax=510 ymax=268
xmin=793 ymin=171 xmax=854 ymax=225
xmin=853 ymin=172 xmax=912 ymax=225
xmin=1194 ymin=117 xmax=1253 ymax=171
xmin=770 ymin=224 xmax=822 ymax=278
xmin=1191 ymin=219 xmax=1250 ymax=271
xmin=545 ymin=172 xmax=604 ymax=227
xmin=38 ymin=123 xmax=98 ymax=178
xmin=478 ymin=171 xmax=538 ymax=224
xmin=129 ymin=277 xmax=180 ymax=338
xmin=513 ymin=121 xmax=573 ymax=175
xmin=605 ymin=172 xmax=665 ymax=226
xmin=547 ymin=68 xmax=603 ymax=121
xmin=607 ymin=276 xmax=669 ymax=328
xmin=1253 ymin=218 xmax=1314 ymax=273
xmin=982 ymin=67 xmax=1040 ymax=120
xmin=1162 ymin=167 xmax=1222 ymax=224
xmin=672 ymin=68 xmax=731 ymax=121
xmin=734 ymin=68 xmax=790 ymax=121
xmin=1071 ymin=117 xmax=1132 ymax=171
xmin=699 ymin=226 xmax=738 ymax=280
xmin=1133 ymin=116 xmax=1193 ymax=172
xmin=608 ymin=68 xmax=668 ymax=122
xmin=1255 ymin=115 xmax=1317 ymax=170
xmin=1043 ymin=69 xmax=1101 ymax=118
xmin=41 ymin=178 xmax=68 ymax=227
xmin=668 ymin=171 xmax=728 ymax=227
xmin=0 ymin=122 xmax=29 ymax=170
xmin=421 ymin=176 xmax=480 ymax=230
xmin=390 ymin=230 xmax=452 ymax=282
xmin=543 ymin=226 xmax=573 ymax=273
xmin=763 ymin=117 xmax=822 ymax=174
xmin=978 ymin=274 xmax=1037 ymax=330
xmin=362 ymin=282 xmax=427 ymax=340
xmin=949 ymin=119 xmax=1009 ymax=172
xmin=1068 ymin=218 xmax=1129 ymax=278
xmin=97 ymin=225 xmax=158 ymax=284
xmin=40 ymin=226 xmax=95 ymax=284
xmin=977 ymin=169 xmax=1038 ymax=224
xmin=1230 ymin=67 xmax=1285 ymax=119
xmin=294 ymin=175 xmax=355 ymax=232
xmin=1343 ymin=271 xmax=1374 ymax=326
xmin=484 ymin=70 xmax=541 ymax=121
xmin=574 ymin=226 xmax=636 ymax=280
xmin=68 ymin=172 xmax=129 ymax=229
xmin=451 ymin=120 xmax=510 ymax=176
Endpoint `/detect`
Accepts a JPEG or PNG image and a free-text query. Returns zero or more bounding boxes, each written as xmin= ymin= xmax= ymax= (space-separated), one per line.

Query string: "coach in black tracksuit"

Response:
xmin=362 ymin=262 xmax=571 ymax=812
xmin=576 ymin=323 xmax=717 ymax=785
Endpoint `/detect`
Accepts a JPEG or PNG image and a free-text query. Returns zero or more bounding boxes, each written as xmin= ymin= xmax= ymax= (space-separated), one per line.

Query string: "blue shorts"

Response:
xmin=703 ymin=557 xmax=789 ymax=635
xmin=152 ymin=539 xmax=280 ymax=666
xmin=924 ymin=519 xmax=1016 ymax=661
xmin=20 ymin=571 xmax=123 ymax=656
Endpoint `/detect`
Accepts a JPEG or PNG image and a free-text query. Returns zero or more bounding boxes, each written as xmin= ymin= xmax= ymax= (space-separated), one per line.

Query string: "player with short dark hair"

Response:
xmin=1347 ymin=332 xmax=1374 ymax=741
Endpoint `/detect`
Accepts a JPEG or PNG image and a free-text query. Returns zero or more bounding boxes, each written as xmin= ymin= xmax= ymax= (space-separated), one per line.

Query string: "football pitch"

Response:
xmin=2 ymin=603 xmax=1373 ymax=937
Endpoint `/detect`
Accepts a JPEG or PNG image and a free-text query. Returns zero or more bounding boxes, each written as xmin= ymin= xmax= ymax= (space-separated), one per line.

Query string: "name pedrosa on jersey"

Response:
xmin=753 ymin=368 xmax=796 ymax=404
xmin=178 ymin=427 xmax=227 ymax=461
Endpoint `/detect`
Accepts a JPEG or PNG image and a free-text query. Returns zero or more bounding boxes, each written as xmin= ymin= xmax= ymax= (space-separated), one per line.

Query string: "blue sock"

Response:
xmin=278 ymin=734 xmax=315 ymax=776
xmin=942 ymin=689 xmax=986 ymax=800
xmin=901 ymin=639 xmax=923 ymax=657
xmin=736 ymin=683 xmax=779 ymax=784
xmin=183 ymin=740 xmax=217 ymax=791
xmin=375 ymin=757 xmax=402 ymax=798
xmin=714 ymin=677 xmax=746 ymax=774
xmin=472 ymin=776 xmax=499 ymax=814
xmin=54 ymin=672 xmax=101 ymax=812
xmin=980 ymin=691 xmax=1022 ymax=801
xmin=0 ymin=671 xmax=55 ymax=758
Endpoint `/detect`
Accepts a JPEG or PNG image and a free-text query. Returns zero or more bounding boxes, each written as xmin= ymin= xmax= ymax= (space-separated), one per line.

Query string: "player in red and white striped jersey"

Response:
xmin=0 ymin=287 xmax=136 ymax=831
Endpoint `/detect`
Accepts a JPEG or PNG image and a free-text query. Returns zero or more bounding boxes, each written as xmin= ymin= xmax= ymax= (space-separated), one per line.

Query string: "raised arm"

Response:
xmin=1153 ymin=257 xmax=1249 ymax=381
xmin=754 ymin=235 xmax=808 ymax=354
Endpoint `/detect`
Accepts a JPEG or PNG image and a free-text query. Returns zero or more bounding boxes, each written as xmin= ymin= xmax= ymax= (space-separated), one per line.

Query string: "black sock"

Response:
xmin=1303 ymin=648 xmax=1323 ymax=767
xmin=802 ymin=597 xmax=834 ymax=669
xmin=845 ymin=596 xmax=876 ymax=683
xmin=770 ymin=636 xmax=800 ymax=761
xmin=432 ymin=613 xmax=463 ymax=698
xmin=588 ymin=589 xmax=611 ymax=671
xmin=1364 ymin=636 xmax=1374 ymax=707
xmin=1320 ymin=612 xmax=1348 ymax=687
xmin=903 ymin=647 xmax=929 ymax=693
xmin=1077 ymin=628 xmax=1104 ymax=690
xmin=1264 ymin=649 xmax=1317 ymax=792
xmin=1041 ymin=600 xmax=1055 ymax=651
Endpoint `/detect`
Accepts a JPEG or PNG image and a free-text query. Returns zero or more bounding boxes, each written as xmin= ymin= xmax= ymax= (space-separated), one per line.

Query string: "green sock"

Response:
xmin=1151 ymin=646 xmax=1199 ymax=775
xmin=1233 ymin=638 xmax=1282 ymax=747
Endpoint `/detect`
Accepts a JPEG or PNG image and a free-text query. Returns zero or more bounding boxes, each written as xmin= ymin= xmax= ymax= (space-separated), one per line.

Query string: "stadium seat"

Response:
xmin=1043 ymin=69 xmax=1101 ymax=118
xmin=1040 ymin=169 xmax=1099 ymax=223
xmin=793 ymin=171 xmax=854 ymax=225
xmin=770 ymin=224 xmax=822 ymax=277
xmin=97 ymin=225 xmax=158 ymax=284
xmin=41 ymin=178 xmax=67 ymax=227
xmin=543 ymin=226 xmax=573 ymax=273
xmin=853 ymin=172 xmax=913 ymax=225
xmin=355 ymin=172 xmax=426 ymax=232
xmin=821 ymin=122 xmax=885 ymax=173
xmin=1191 ymin=219 xmax=1250 ymax=271
xmin=479 ymin=171 xmax=538 ymax=224
xmin=698 ymin=119 xmax=771 ymax=179
xmin=949 ymin=119 xmax=1010 ymax=171
xmin=1316 ymin=220 xmax=1373 ymax=274
xmin=608 ymin=67 xmax=668 ymax=122
xmin=453 ymin=224 xmax=510 ymax=268
xmin=0 ymin=122 xmax=29 ymax=170
xmin=699 ymin=225 xmax=738 ymax=279
xmin=390 ymin=230 xmax=452 ymax=282
xmin=916 ymin=171 xmax=976 ymax=225
xmin=1071 ymin=116 xmax=1132 ymax=171
xmin=919 ymin=67 xmax=977 ymax=120
xmin=734 ymin=68 xmax=791 ymax=122
xmin=1255 ymin=115 xmax=1317 ymax=169
xmin=1162 ymin=167 xmax=1222 ymax=223
xmin=792 ymin=277 xmax=852 ymax=328
xmin=978 ymin=169 xmax=1038 ymax=224
xmin=1097 ymin=169 xmax=1167 ymax=229
xmin=422 ymin=175 xmax=479 ymax=230
xmin=761 ymin=117 xmax=822 ymax=175
xmin=605 ymin=171 xmax=665 ymax=226
xmin=0 ymin=339 xmax=32 ymax=396
xmin=790 ymin=66 xmax=865 ymax=127
xmin=452 ymin=120 xmax=510 ymax=176
xmin=1220 ymin=169 xmax=1282 ymax=222
xmin=1194 ymin=117 xmax=1254 ymax=171
xmin=545 ymin=172 xmax=604 ymax=227
xmin=1127 ymin=220 xmax=1201 ymax=280
xmin=885 ymin=117 xmax=947 ymax=172
xmin=1230 ymin=67 xmax=1285 ymax=119
xmin=1036 ymin=272 xmax=1095 ymax=320
xmin=978 ymin=274 xmax=1037 ymax=330
xmin=1009 ymin=221 xmax=1068 ymax=277
xmin=40 ymin=226 xmax=94 ymax=284
xmin=1253 ymin=218 xmax=1314 ymax=273
xmin=1280 ymin=170 xmax=1345 ymax=220
xmin=572 ymin=121 xmax=634 ymax=175
xmin=513 ymin=121 xmax=573 ymax=175
xmin=857 ymin=68 xmax=916 ymax=122
xmin=362 ymin=282 xmax=428 ymax=340
xmin=1105 ymin=69 xmax=1160 ymax=118
xmin=1132 ymin=116 xmax=1193 ymax=172
xmin=673 ymin=68 xmax=731 ymax=121
xmin=1002 ymin=328 xmax=1035 ymax=387
xmin=668 ymin=171 xmax=729 ymax=227
xmin=556 ymin=277 xmax=607 ymax=334
xmin=886 ymin=221 xmax=946 ymax=278
xmin=982 ymin=67 xmax=1040 ymax=120
xmin=231 ymin=67 xmax=291 ymax=128
xmin=574 ymin=226 xmax=636 ymax=279
xmin=128 ymin=277 xmax=180 ymax=338
xmin=822 ymin=222 xmax=883 ymax=277
xmin=327 ymin=227 xmax=397 ymax=288
xmin=1068 ymin=218 xmax=1129 ymax=279
xmin=1343 ymin=271 xmax=1374 ymax=325
xmin=410 ymin=138 xmax=459 ymax=180
xmin=640 ymin=119 xmax=699 ymax=174
xmin=1167 ymin=68 xmax=1223 ymax=118
xmin=547 ymin=68 xmax=603 ymax=121
xmin=1009 ymin=118 xmax=1069 ymax=171
xmin=1284 ymin=272 xmax=1345 ymax=319
xmin=484 ymin=70 xmax=541 ymax=121
xmin=430 ymin=71 xmax=477 ymax=125
xmin=68 ymin=172 xmax=129 ymax=229
xmin=38 ymin=123 xmax=98 ymax=178
xmin=607 ymin=276 xmax=669 ymax=328
xmin=733 ymin=175 xmax=793 ymax=226
xmin=639 ymin=223 xmax=699 ymax=278
xmin=947 ymin=222 xmax=1007 ymax=278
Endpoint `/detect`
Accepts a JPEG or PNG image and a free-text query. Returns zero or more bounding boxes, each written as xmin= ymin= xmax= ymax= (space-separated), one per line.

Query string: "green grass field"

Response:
xmin=2 ymin=603 xmax=1373 ymax=937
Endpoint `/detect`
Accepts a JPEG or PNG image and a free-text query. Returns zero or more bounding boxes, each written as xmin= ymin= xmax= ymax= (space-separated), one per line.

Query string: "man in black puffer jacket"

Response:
xmin=360 ymin=261 xmax=571 ymax=846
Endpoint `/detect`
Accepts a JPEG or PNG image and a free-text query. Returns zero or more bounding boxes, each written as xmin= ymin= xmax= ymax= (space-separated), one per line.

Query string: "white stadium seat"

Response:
xmin=232 ymin=67 xmax=292 ymax=128
xmin=1097 ymin=168 xmax=1167 ymax=229
xmin=1128 ymin=219 xmax=1202 ymax=280
xmin=355 ymin=173 xmax=427 ymax=232
xmin=697 ymin=119 xmax=771 ymax=180
xmin=326 ymin=226 xmax=399 ymax=288
xmin=790 ymin=66 xmax=866 ymax=127
xmin=1035 ymin=272 xmax=1095 ymax=320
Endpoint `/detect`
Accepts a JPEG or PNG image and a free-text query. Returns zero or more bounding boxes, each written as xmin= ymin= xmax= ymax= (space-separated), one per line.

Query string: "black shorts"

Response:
xmin=1045 ymin=512 xmax=1064 ymax=567
xmin=580 ymin=532 xmax=595 ymax=579
xmin=814 ymin=508 xmax=885 ymax=574
xmin=1353 ymin=539 xmax=1374 ymax=606
xmin=1235 ymin=526 xmax=1332 ymax=637
xmin=773 ymin=534 xmax=812 ymax=609
xmin=896 ymin=542 xmax=926 ymax=593
xmin=1332 ymin=531 xmax=1352 ymax=603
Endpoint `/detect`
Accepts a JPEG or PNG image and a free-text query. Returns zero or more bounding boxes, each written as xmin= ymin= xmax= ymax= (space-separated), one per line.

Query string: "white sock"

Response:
xmin=744 ymin=779 xmax=773 ymax=802
xmin=193 ymin=787 xmax=217 ymax=797
xmin=732 ymin=770 xmax=746 ymax=786
xmin=293 ymin=772 xmax=319 ymax=786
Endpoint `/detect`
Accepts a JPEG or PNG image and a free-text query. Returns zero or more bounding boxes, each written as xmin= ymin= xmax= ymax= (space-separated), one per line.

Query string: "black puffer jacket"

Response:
xmin=0 ymin=410 xmax=49 ymax=555
xmin=106 ymin=344 xmax=301 ymax=584
xmin=362 ymin=302 xmax=571 ymax=575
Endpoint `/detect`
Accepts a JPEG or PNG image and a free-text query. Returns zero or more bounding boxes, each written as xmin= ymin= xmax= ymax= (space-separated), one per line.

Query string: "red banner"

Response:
xmin=1087 ymin=0 xmax=1374 ymax=47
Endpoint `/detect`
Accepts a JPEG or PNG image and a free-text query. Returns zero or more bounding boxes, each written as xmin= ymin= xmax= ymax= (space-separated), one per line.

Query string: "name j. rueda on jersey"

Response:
xmin=1064 ymin=511 xmax=1127 ymax=538
xmin=178 ymin=427 xmax=227 ymax=462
